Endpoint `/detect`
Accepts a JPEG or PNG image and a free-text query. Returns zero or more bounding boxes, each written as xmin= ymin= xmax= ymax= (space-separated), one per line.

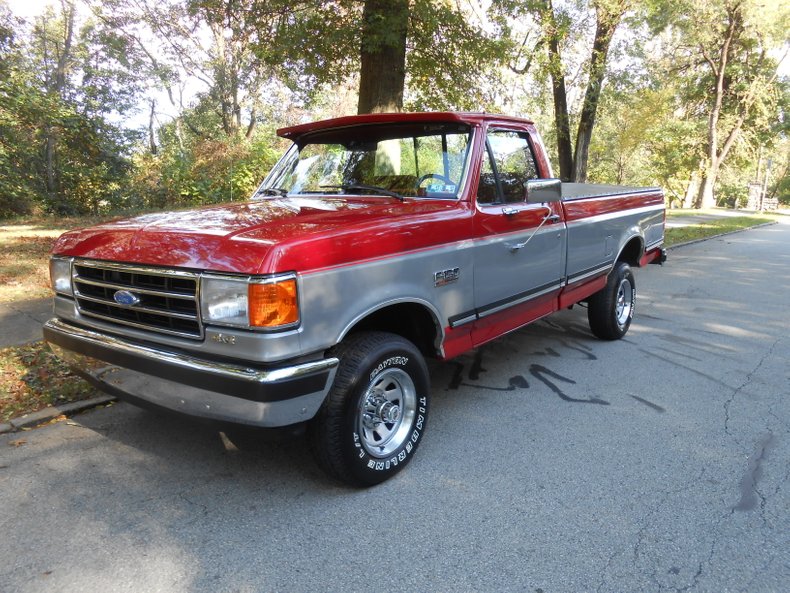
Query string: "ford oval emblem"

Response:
xmin=113 ymin=290 xmax=141 ymax=307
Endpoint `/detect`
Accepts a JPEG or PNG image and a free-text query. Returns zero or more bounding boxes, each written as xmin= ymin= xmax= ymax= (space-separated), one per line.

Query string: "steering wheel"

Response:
xmin=415 ymin=173 xmax=453 ymax=189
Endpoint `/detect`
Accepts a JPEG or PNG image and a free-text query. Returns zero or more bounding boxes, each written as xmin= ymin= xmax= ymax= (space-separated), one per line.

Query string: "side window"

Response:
xmin=478 ymin=130 xmax=539 ymax=205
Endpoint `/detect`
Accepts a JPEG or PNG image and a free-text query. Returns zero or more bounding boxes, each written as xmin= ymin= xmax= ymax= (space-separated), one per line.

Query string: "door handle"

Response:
xmin=502 ymin=207 xmax=518 ymax=216
xmin=506 ymin=205 xmax=555 ymax=253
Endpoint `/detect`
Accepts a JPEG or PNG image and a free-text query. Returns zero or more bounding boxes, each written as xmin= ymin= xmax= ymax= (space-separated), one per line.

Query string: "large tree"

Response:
xmin=278 ymin=0 xmax=508 ymax=115
xmin=501 ymin=0 xmax=630 ymax=181
xmin=96 ymin=0 xmax=288 ymax=140
xmin=357 ymin=0 xmax=409 ymax=113
xmin=1 ymin=0 xmax=145 ymax=215
xmin=655 ymin=0 xmax=789 ymax=208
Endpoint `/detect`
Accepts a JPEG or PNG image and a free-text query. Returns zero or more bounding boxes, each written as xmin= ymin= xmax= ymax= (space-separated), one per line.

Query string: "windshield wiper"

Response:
xmin=320 ymin=184 xmax=404 ymax=201
xmin=256 ymin=187 xmax=288 ymax=197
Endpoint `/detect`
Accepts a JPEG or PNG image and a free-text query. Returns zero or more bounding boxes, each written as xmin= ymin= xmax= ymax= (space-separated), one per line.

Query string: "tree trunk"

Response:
xmin=695 ymin=167 xmax=717 ymax=209
xmin=540 ymin=0 xmax=573 ymax=181
xmin=54 ymin=0 xmax=76 ymax=92
xmin=245 ymin=107 xmax=256 ymax=139
xmin=148 ymin=100 xmax=158 ymax=155
xmin=683 ymin=170 xmax=700 ymax=208
xmin=44 ymin=0 xmax=76 ymax=213
xmin=572 ymin=3 xmax=623 ymax=182
xmin=549 ymin=64 xmax=574 ymax=181
xmin=357 ymin=0 xmax=409 ymax=114
xmin=694 ymin=3 xmax=739 ymax=209
xmin=45 ymin=133 xmax=57 ymax=200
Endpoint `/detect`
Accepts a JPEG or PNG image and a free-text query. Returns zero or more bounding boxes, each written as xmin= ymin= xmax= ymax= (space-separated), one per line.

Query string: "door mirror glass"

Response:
xmin=526 ymin=178 xmax=562 ymax=203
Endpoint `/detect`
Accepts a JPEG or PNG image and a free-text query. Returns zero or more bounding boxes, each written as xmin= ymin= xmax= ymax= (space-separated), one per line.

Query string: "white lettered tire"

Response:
xmin=588 ymin=261 xmax=636 ymax=340
xmin=309 ymin=332 xmax=430 ymax=487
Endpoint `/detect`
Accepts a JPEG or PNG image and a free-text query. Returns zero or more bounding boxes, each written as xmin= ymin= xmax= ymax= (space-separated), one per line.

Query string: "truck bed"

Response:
xmin=561 ymin=183 xmax=662 ymax=201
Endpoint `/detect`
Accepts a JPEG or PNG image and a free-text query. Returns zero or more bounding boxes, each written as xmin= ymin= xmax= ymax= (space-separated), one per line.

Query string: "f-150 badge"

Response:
xmin=434 ymin=268 xmax=460 ymax=287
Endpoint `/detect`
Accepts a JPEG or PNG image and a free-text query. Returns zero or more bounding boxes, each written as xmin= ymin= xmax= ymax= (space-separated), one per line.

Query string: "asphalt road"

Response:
xmin=1 ymin=220 xmax=788 ymax=593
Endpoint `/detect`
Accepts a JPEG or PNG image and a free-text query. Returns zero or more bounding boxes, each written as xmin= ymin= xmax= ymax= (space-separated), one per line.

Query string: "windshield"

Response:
xmin=258 ymin=122 xmax=472 ymax=199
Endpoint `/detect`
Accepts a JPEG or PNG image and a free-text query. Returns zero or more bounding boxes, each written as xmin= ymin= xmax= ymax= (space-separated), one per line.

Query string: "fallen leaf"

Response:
xmin=39 ymin=414 xmax=68 ymax=427
xmin=8 ymin=439 xmax=27 ymax=447
xmin=219 ymin=431 xmax=239 ymax=452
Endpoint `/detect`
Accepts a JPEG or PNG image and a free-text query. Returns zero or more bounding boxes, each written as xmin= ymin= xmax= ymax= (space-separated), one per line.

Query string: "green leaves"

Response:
xmin=130 ymin=122 xmax=282 ymax=209
xmin=405 ymin=0 xmax=511 ymax=111
xmin=0 ymin=0 xmax=144 ymax=217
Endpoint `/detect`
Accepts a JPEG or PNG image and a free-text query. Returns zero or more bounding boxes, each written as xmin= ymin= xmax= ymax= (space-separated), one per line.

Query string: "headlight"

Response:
xmin=201 ymin=274 xmax=299 ymax=329
xmin=49 ymin=257 xmax=73 ymax=296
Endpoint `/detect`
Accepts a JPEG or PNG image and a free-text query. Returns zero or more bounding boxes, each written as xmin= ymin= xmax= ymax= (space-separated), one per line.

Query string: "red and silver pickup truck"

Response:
xmin=44 ymin=112 xmax=666 ymax=486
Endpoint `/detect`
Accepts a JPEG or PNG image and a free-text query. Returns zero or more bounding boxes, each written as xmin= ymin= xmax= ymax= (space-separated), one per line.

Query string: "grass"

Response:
xmin=0 ymin=341 xmax=97 ymax=423
xmin=665 ymin=210 xmax=777 ymax=246
xmin=0 ymin=215 xmax=110 ymax=423
xmin=0 ymin=215 xmax=116 ymax=303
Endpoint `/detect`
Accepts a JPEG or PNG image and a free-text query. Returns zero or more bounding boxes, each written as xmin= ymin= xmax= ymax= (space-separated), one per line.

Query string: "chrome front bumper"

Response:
xmin=43 ymin=318 xmax=338 ymax=427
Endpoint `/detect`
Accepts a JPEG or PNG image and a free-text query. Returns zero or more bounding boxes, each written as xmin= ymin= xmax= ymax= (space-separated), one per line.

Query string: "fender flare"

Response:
xmin=336 ymin=297 xmax=445 ymax=353
xmin=616 ymin=229 xmax=645 ymax=266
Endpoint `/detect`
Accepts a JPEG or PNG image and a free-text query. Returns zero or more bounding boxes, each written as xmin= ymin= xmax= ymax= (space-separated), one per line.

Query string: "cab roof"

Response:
xmin=277 ymin=112 xmax=535 ymax=140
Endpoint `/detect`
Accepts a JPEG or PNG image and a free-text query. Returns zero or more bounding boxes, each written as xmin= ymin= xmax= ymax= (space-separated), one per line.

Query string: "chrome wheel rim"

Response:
xmin=358 ymin=368 xmax=417 ymax=458
xmin=615 ymin=278 xmax=633 ymax=327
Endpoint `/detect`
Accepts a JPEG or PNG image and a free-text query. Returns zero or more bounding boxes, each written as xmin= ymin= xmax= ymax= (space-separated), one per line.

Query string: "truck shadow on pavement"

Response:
xmin=73 ymin=403 xmax=331 ymax=491
xmin=60 ymin=307 xmax=613 ymax=495
xmin=430 ymin=310 xmax=612 ymax=406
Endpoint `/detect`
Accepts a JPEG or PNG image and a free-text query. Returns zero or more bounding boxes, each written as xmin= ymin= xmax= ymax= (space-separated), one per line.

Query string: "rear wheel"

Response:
xmin=588 ymin=261 xmax=635 ymax=340
xmin=309 ymin=331 xmax=429 ymax=487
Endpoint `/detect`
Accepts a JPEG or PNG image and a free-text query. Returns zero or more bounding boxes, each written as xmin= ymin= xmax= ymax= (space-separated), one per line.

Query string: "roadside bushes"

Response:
xmin=129 ymin=129 xmax=283 ymax=210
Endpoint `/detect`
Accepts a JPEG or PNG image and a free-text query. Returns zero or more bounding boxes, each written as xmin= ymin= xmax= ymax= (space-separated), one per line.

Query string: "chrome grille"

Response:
xmin=72 ymin=260 xmax=202 ymax=339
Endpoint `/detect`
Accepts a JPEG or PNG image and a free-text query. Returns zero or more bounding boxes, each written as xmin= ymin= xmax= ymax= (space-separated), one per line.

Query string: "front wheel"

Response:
xmin=309 ymin=332 xmax=430 ymax=487
xmin=587 ymin=261 xmax=635 ymax=340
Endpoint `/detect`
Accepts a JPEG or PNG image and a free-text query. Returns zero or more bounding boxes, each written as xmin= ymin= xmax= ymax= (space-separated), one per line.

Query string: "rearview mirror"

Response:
xmin=526 ymin=178 xmax=562 ymax=203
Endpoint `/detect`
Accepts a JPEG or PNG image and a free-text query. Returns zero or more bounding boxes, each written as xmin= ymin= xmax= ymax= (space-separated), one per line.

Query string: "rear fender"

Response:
xmin=616 ymin=231 xmax=645 ymax=266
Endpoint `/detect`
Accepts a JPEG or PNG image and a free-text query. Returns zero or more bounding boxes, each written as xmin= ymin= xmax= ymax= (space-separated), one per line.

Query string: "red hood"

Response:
xmin=53 ymin=197 xmax=472 ymax=274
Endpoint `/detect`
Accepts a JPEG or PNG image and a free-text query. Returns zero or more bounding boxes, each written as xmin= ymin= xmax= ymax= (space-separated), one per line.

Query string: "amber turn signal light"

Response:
xmin=248 ymin=279 xmax=299 ymax=327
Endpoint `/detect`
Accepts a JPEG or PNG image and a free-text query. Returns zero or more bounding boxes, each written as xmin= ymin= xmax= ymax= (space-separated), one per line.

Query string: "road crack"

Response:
xmin=724 ymin=338 xmax=780 ymax=439
xmin=622 ymin=468 xmax=707 ymax=592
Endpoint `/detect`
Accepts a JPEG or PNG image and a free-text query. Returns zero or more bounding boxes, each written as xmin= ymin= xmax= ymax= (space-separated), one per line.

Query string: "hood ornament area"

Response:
xmin=113 ymin=290 xmax=141 ymax=307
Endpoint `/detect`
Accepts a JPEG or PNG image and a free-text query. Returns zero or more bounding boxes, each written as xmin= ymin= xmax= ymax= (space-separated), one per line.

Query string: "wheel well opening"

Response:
xmin=618 ymin=237 xmax=643 ymax=266
xmin=346 ymin=303 xmax=440 ymax=358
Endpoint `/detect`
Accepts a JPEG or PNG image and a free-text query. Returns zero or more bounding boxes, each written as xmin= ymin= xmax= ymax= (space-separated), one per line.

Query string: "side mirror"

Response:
xmin=526 ymin=178 xmax=562 ymax=204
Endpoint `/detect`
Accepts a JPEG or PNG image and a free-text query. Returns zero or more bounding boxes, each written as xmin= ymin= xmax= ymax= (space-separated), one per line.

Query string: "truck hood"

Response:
xmin=53 ymin=196 xmax=471 ymax=274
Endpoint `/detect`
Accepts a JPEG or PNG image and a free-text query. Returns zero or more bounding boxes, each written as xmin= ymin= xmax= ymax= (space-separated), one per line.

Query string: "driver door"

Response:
xmin=471 ymin=129 xmax=565 ymax=344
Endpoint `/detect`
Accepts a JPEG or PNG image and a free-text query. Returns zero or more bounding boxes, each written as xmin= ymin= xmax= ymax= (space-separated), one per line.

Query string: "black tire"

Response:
xmin=309 ymin=331 xmax=430 ymax=487
xmin=588 ymin=261 xmax=636 ymax=340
